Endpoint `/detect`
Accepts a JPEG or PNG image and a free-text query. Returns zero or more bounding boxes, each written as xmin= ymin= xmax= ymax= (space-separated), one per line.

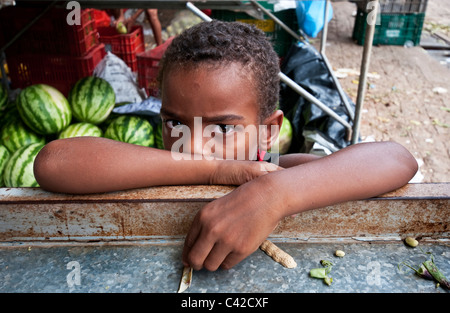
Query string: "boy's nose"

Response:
xmin=191 ymin=133 xmax=205 ymax=157
xmin=176 ymin=129 xmax=211 ymax=159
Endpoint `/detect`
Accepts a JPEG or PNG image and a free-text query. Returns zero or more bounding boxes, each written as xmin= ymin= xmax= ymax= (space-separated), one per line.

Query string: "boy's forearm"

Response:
xmin=278 ymin=153 xmax=321 ymax=168
xmin=34 ymin=137 xmax=218 ymax=194
xmin=259 ymin=141 xmax=418 ymax=219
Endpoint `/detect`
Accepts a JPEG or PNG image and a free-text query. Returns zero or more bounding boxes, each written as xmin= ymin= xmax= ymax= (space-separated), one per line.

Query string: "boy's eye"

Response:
xmin=165 ymin=119 xmax=184 ymax=129
xmin=214 ymin=124 xmax=234 ymax=134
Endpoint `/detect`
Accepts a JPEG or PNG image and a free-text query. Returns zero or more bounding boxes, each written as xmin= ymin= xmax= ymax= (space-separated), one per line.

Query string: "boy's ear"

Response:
xmin=259 ymin=110 xmax=284 ymax=151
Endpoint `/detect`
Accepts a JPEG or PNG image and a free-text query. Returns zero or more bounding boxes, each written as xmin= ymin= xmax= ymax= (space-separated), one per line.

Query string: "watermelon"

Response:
xmin=59 ymin=122 xmax=103 ymax=139
xmin=98 ymin=102 xmax=131 ymax=132
xmin=3 ymin=143 xmax=44 ymax=187
xmin=0 ymin=105 xmax=19 ymax=132
xmin=270 ymin=116 xmax=293 ymax=155
xmin=0 ymin=83 xmax=8 ymax=115
xmin=0 ymin=115 xmax=45 ymax=153
xmin=68 ymin=76 xmax=116 ymax=124
xmin=0 ymin=100 xmax=16 ymax=124
xmin=154 ymin=122 xmax=164 ymax=149
xmin=0 ymin=144 xmax=10 ymax=187
xmin=104 ymin=115 xmax=154 ymax=147
xmin=16 ymin=84 xmax=72 ymax=135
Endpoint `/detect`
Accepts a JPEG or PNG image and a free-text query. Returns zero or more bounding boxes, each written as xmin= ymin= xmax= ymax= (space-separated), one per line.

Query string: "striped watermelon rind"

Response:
xmin=0 ymin=83 xmax=8 ymax=114
xmin=270 ymin=116 xmax=293 ymax=155
xmin=59 ymin=122 xmax=103 ymax=139
xmin=0 ymin=144 xmax=10 ymax=187
xmin=104 ymin=115 xmax=154 ymax=147
xmin=0 ymin=98 xmax=17 ymax=129
xmin=154 ymin=122 xmax=164 ymax=149
xmin=3 ymin=143 xmax=44 ymax=187
xmin=1 ymin=115 xmax=45 ymax=153
xmin=17 ymin=84 xmax=72 ymax=135
xmin=68 ymin=76 xmax=116 ymax=125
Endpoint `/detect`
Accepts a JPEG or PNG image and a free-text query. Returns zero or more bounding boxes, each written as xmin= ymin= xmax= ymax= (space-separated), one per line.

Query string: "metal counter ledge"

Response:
xmin=0 ymin=183 xmax=449 ymax=293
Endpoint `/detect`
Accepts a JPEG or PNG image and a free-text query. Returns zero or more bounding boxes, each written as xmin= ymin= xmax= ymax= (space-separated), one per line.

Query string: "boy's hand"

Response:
xmin=209 ymin=160 xmax=282 ymax=186
xmin=182 ymin=175 xmax=282 ymax=271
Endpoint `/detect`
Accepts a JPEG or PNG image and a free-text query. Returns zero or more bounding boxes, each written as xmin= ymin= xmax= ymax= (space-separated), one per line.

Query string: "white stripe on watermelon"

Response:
xmin=3 ymin=143 xmax=44 ymax=187
xmin=59 ymin=122 xmax=103 ymax=139
xmin=17 ymin=84 xmax=72 ymax=135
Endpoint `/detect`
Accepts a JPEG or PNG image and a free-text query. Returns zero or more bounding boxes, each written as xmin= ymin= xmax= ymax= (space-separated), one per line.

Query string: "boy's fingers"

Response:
xmin=186 ymin=239 xmax=215 ymax=271
xmin=220 ymin=251 xmax=246 ymax=270
xmin=182 ymin=226 xmax=215 ymax=271
xmin=181 ymin=216 xmax=201 ymax=266
xmin=202 ymin=244 xmax=229 ymax=272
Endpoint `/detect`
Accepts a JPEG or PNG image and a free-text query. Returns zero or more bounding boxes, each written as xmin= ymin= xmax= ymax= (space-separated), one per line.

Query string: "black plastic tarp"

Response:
xmin=279 ymin=42 xmax=355 ymax=154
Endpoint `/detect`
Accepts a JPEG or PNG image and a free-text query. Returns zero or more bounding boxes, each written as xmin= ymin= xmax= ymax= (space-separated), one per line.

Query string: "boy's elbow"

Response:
xmin=33 ymin=140 xmax=65 ymax=191
xmin=404 ymin=151 xmax=419 ymax=180
xmin=385 ymin=141 xmax=418 ymax=182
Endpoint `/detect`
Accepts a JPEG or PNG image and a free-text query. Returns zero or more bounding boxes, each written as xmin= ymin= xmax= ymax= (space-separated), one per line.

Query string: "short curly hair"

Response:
xmin=157 ymin=20 xmax=280 ymax=120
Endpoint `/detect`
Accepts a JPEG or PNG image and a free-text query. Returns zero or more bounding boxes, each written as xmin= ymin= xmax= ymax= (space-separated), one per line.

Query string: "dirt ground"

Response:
xmin=313 ymin=0 xmax=449 ymax=183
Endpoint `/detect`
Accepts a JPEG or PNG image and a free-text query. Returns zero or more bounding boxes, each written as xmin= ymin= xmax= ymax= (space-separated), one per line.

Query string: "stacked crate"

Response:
xmin=211 ymin=3 xmax=298 ymax=58
xmin=97 ymin=25 xmax=145 ymax=72
xmin=353 ymin=0 xmax=428 ymax=46
xmin=0 ymin=6 xmax=106 ymax=96
xmin=136 ymin=37 xmax=175 ymax=98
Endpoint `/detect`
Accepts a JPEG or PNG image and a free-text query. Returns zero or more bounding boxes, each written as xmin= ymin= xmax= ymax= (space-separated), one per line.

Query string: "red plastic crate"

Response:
xmin=98 ymin=26 xmax=145 ymax=72
xmin=136 ymin=37 xmax=175 ymax=97
xmin=93 ymin=9 xmax=111 ymax=28
xmin=0 ymin=7 xmax=99 ymax=57
xmin=7 ymin=44 xmax=106 ymax=96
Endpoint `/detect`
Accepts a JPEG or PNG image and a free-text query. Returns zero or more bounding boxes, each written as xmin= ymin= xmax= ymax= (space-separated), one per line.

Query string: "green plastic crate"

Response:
xmin=356 ymin=0 xmax=428 ymax=14
xmin=352 ymin=9 xmax=425 ymax=46
xmin=211 ymin=5 xmax=298 ymax=57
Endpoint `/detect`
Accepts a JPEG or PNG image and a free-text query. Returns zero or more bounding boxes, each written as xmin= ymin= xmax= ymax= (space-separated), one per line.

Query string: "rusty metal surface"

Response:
xmin=273 ymin=199 xmax=449 ymax=239
xmin=1 ymin=183 xmax=448 ymax=203
xmin=0 ymin=183 xmax=449 ymax=242
xmin=379 ymin=183 xmax=450 ymax=199
xmin=0 ymin=185 xmax=236 ymax=203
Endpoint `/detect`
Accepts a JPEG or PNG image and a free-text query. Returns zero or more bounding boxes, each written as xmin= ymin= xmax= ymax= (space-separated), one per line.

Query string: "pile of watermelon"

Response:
xmin=0 ymin=77 xmax=163 ymax=188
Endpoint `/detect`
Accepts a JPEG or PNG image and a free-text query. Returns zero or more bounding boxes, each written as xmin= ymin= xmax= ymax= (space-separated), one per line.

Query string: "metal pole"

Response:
xmin=250 ymin=0 xmax=303 ymax=42
xmin=253 ymin=0 xmax=354 ymax=126
xmin=251 ymin=0 xmax=354 ymax=123
xmin=322 ymin=53 xmax=355 ymax=121
xmin=319 ymin=0 xmax=354 ymax=122
xmin=186 ymin=2 xmax=212 ymax=22
xmin=279 ymin=72 xmax=352 ymax=132
xmin=320 ymin=0 xmax=330 ymax=55
xmin=351 ymin=0 xmax=379 ymax=144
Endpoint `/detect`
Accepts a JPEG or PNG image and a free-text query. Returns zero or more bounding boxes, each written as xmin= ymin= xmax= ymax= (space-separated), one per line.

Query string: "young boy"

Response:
xmin=34 ymin=21 xmax=418 ymax=272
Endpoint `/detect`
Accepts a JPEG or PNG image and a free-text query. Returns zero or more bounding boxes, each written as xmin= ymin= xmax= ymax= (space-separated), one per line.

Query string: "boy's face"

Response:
xmin=160 ymin=63 xmax=278 ymax=160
